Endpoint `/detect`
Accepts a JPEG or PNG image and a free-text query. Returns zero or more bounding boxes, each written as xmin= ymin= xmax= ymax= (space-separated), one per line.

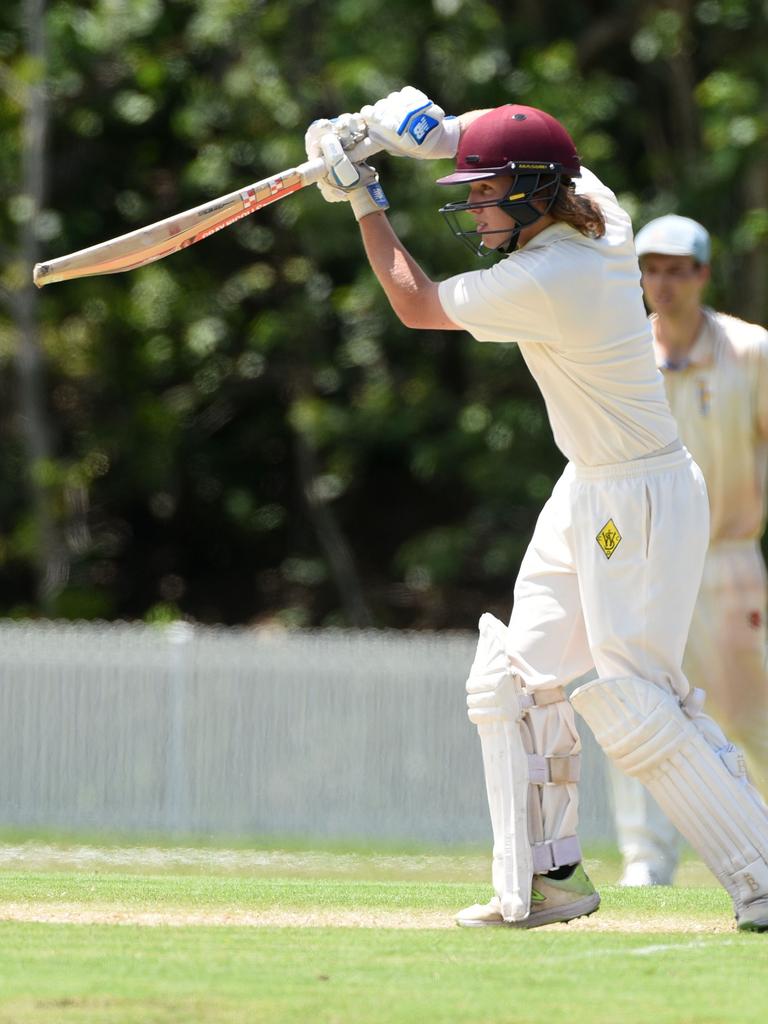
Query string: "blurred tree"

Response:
xmin=2 ymin=0 xmax=69 ymax=613
xmin=0 ymin=0 xmax=766 ymax=627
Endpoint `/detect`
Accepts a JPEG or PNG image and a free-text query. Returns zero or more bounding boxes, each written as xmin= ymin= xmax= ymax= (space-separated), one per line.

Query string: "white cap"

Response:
xmin=635 ymin=215 xmax=711 ymax=264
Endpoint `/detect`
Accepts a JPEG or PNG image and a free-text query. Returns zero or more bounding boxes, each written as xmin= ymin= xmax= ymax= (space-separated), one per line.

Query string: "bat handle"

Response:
xmin=299 ymin=136 xmax=384 ymax=187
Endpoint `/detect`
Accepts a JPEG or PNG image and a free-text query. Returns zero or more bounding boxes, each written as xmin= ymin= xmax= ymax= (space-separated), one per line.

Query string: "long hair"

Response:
xmin=550 ymin=179 xmax=606 ymax=238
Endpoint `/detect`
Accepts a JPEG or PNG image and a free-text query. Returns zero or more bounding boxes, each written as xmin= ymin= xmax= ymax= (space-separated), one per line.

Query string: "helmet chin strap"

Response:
xmin=490 ymin=197 xmax=544 ymax=254
xmin=492 ymin=227 xmax=521 ymax=255
xmin=497 ymin=194 xmax=550 ymax=252
xmin=483 ymin=185 xmax=555 ymax=255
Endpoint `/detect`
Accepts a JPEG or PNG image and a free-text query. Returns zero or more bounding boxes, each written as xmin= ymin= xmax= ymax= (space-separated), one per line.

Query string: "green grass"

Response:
xmin=0 ymin=834 xmax=717 ymax=884
xmin=0 ymin=845 xmax=765 ymax=1024
xmin=2 ymin=921 xmax=764 ymax=1024
xmin=0 ymin=869 xmax=730 ymax=916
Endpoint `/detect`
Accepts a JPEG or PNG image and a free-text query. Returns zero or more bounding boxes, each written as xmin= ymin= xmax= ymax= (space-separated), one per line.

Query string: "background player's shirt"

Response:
xmin=438 ymin=169 xmax=679 ymax=467
xmin=655 ymin=309 xmax=768 ymax=542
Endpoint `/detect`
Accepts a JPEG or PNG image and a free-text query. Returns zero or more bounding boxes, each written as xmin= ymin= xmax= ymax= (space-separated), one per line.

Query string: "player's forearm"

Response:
xmin=457 ymin=109 xmax=492 ymax=134
xmin=357 ymin=212 xmax=458 ymax=330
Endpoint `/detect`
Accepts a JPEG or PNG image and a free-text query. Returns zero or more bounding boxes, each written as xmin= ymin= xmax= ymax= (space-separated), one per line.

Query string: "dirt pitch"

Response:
xmin=0 ymin=902 xmax=734 ymax=932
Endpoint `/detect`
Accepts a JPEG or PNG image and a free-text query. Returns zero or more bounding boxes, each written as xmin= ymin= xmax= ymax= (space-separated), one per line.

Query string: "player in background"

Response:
xmin=304 ymin=87 xmax=768 ymax=931
xmin=609 ymin=214 xmax=768 ymax=886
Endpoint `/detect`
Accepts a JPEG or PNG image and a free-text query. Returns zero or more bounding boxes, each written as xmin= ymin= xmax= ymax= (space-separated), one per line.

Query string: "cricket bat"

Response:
xmin=33 ymin=136 xmax=379 ymax=288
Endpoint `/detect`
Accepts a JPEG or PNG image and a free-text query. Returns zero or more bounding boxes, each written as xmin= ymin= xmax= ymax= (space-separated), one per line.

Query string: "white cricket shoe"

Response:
xmin=618 ymin=862 xmax=673 ymax=887
xmin=455 ymin=864 xmax=600 ymax=929
xmin=455 ymin=894 xmax=506 ymax=927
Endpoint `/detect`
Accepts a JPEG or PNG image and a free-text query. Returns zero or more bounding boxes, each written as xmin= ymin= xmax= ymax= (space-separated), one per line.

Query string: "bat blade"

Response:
xmin=32 ymin=160 xmax=322 ymax=288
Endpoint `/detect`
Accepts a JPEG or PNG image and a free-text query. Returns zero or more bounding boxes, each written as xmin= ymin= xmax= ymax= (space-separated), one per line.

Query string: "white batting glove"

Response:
xmin=305 ymin=119 xmax=389 ymax=221
xmin=359 ymin=86 xmax=460 ymax=160
xmin=305 ymin=117 xmax=361 ymax=185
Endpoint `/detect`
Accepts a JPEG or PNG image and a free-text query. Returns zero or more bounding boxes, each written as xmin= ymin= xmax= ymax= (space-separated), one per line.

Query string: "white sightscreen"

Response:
xmin=0 ymin=621 xmax=614 ymax=844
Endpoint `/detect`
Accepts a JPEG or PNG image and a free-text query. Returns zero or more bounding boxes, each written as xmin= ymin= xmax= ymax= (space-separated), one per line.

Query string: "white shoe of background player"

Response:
xmin=618 ymin=861 xmax=673 ymax=887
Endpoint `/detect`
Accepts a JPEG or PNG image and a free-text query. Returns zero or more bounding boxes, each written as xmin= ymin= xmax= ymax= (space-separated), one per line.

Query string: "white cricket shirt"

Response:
xmin=654 ymin=309 xmax=768 ymax=541
xmin=438 ymin=169 xmax=679 ymax=467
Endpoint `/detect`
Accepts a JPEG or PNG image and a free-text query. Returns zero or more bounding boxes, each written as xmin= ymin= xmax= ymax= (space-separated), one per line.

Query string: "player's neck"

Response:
xmin=652 ymin=308 xmax=706 ymax=364
xmin=518 ymin=214 xmax=555 ymax=248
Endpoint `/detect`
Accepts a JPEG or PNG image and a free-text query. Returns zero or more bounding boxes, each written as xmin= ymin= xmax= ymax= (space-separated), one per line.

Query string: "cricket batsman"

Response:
xmin=304 ymin=87 xmax=768 ymax=931
xmin=610 ymin=214 xmax=768 ymax=886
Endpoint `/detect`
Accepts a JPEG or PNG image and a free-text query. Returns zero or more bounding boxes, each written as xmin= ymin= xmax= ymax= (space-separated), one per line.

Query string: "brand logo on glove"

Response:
xmin=596 ymin=519 xmax=622 ymax=560
xmin=410 ymin=113 xmax=439 ymax=144
xmin=366 ymin=183 xmax=389 ymax=207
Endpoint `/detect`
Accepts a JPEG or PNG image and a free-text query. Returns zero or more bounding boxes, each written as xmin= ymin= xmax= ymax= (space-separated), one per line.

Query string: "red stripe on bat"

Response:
xmin=183 ymin=181 xmax=304 ymax=243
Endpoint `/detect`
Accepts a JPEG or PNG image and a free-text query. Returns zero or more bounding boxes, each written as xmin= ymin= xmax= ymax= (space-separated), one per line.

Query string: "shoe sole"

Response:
xmin=508 ymin=892 xmax=601 ymax=929
xmin=456 ymin=892 xmax=600 ymax=929
xmin=455 ymin=919 xmax=507 ymax=928
xmin=737 ymin=920 xmax=768 ymax=933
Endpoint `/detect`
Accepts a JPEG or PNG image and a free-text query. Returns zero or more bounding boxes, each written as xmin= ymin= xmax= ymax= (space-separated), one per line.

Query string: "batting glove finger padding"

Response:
xmin=319 ymin=133 xmax=360 ymax=188
xmin=305 ymin=119 xmax=389 ymax=220
xmin=314 ymin=162 xmax=388 ymax=220
xmin=358 ymin=85 xmax=460 ymax=160
xmin=345 ymin=163 xmax=390 ymax=221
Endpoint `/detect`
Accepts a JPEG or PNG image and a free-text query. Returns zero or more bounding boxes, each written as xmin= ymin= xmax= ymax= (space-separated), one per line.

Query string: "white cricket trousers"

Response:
xmin=507 ymin=445 xmax=709 ymax=697
xmin=505 ymin=444 xmax=709 ymax=849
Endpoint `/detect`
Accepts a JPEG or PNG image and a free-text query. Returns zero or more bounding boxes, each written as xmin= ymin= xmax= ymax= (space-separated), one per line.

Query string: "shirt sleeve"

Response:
xmin=437 ymin=254 xmax=559 ymax=345
xmin=574 ymin=166 xmax=619 ymax=207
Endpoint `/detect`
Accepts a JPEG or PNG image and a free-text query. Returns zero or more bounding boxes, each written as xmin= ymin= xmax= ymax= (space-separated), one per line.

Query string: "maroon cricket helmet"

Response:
xmin=436 ymin=105 xmax=581 ymax=185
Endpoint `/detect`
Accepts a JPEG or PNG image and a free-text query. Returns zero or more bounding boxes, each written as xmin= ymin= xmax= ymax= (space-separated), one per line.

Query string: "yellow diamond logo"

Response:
xmin=596 ymin=518 xmax=622 ymax=560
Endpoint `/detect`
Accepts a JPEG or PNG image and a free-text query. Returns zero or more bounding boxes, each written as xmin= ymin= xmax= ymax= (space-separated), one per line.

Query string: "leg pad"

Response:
xmin=467 ymin=613 xmax=582 ymax=922
xmin=572 ymin=675 xmax=768 ymax=914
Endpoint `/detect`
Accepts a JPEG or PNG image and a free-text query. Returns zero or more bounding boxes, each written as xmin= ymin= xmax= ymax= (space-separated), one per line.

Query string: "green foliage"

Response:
xmin=1 ymin=0 xmax=767 ymax=625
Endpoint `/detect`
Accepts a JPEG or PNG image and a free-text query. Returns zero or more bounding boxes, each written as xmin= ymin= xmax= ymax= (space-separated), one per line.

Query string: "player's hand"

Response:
xmin=305 ymin=118 xmax=361 ymax=188
xmin=305 ymin=120 xmax=389 ymax=221
xmin=358 ymin=86 xmax=460 ymax=160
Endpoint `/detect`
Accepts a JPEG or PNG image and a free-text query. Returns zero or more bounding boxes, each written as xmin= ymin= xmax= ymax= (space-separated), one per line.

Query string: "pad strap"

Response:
xmin=532 ymin=835 xmax=582 ymax=873
xmin=519 ymin=687 xmax=568 ymax=709
xmin=528 ymin=753 xmax=581 ymax=785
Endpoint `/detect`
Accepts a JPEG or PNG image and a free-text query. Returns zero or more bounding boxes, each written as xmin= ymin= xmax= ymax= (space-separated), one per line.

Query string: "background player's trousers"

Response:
xmin=687 ymin=539 xmax=768 ymax=794
xmin=610 ymin=537 xmax=768 ymax=880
